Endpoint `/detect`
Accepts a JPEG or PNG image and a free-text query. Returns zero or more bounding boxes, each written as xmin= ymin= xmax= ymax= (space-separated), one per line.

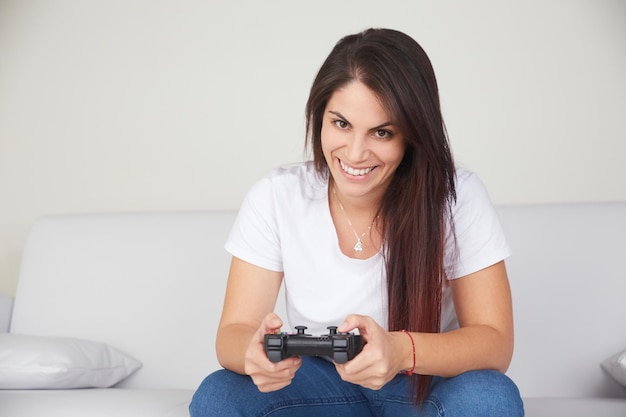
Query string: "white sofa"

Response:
xmin=0 ymin=203 xmax=625 ymax=416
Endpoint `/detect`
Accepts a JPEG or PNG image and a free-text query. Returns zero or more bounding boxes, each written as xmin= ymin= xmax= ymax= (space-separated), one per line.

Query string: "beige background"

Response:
xmin=1 ymin=0 xmax=625 ymax=295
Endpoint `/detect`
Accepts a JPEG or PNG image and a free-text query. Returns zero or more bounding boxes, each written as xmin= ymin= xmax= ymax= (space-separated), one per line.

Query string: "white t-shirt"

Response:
xmin=225 ymin=161 xmax=511 ymax=335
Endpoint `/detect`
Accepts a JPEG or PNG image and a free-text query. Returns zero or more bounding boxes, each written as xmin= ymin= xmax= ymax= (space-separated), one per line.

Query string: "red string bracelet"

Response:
xmin=400 ymin=330 xmax=416 ymax=376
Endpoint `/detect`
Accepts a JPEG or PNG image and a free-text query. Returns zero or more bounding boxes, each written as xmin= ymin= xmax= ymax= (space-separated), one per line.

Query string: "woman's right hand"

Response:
xmin=243 ymin=312 xmax=302 ymax=392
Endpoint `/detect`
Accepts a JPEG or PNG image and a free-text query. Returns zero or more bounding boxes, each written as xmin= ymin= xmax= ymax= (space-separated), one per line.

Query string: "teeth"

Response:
xmin=340 ymin=160 xmax=374 ymax=176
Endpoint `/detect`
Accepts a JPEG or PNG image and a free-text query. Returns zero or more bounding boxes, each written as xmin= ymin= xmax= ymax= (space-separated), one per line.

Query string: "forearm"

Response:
xmin=216 ymin=323 xmax=257 ymax=375
xmin=404 ymin=325 xmax=513 ymax=377
xmin=216 ymin=258 xmax=284 ymax=375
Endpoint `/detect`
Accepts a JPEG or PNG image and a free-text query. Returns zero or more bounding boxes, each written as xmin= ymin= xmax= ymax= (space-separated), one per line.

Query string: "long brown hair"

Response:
xmin=305 ymin=28 xmax=457 ymax=403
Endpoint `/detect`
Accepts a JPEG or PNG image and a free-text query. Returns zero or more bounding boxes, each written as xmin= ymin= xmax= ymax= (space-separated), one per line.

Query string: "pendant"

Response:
xmin=354 ymin=238 xmax=363 ymax=253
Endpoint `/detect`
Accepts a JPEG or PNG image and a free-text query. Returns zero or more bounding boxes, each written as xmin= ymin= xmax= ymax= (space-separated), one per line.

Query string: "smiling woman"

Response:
xmin=189 ymin=28 xmax=524 ymax=417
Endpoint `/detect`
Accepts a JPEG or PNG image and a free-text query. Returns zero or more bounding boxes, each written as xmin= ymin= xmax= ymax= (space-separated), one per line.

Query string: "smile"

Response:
xmin=340 ymin=160 xmax=375 ymax=176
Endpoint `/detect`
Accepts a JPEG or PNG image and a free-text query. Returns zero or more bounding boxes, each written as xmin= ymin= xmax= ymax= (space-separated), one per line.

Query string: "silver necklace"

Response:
xmin=332 ymin=187 xmax=378 ymax=253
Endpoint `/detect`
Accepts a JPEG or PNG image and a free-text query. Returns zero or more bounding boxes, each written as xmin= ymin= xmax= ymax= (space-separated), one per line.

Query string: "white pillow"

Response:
xmin=0 ymin=333 xmax=142 ymax=389
xmin=601 ymin=348 xmax=626 ymax=388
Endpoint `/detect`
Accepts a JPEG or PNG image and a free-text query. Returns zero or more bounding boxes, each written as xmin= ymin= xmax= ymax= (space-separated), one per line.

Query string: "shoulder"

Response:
xmin=447 ymin=166 xmax=510 ymax=278
xmin=454 ymin=167 xmax=487 ymax=197
xmin=451 ymin=166 xmax=494 ymax=216
xmin=226 ymin=162 xmax=328 ymax=272
xmin=267 ymin=161 xmax=326 ymax=190
xmin=247 ymin=161 xmax=327 ymax=206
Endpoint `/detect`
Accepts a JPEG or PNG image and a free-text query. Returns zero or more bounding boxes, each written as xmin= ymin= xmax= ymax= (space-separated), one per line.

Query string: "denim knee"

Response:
xmin=189 ymin=369 xmax=257 ymax=417
xmin=189 ymin=359 xmax=372 ymax=417
xmin=429 ymin=370 xmax=524 ymax=417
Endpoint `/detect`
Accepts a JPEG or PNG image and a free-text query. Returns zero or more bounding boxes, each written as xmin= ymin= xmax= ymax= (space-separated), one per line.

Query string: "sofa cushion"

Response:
xmin=498 ymin=203 xmax=626 ymax=397
xmin=0 ymin=333 xmax=141 ymax=389
xmin=8 ymin=212 xmax=242 ymax=390
xmin=0 ymin=388 xmax=192 ymax=417
xmin=523 ymin=397 xmax=626 ymax=417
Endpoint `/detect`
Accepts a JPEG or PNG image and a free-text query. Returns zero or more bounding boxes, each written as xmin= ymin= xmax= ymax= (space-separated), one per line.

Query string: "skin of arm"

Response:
xmin=216 ymin=256 xmax=302 ymax=392
xmin=335 ymin=260 xmax=514 ymax=390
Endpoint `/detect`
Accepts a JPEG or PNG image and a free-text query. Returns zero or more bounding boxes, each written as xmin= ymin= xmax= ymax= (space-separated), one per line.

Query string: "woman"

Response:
xmin=190 ymin=28 xmax=524 ymax=416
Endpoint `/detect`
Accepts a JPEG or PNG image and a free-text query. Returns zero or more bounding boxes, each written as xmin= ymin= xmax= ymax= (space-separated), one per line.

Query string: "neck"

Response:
xmin=331 ymin=184 xmax=380 ymax=232
xmin=329 ymin=180 xmax=382 ymax=220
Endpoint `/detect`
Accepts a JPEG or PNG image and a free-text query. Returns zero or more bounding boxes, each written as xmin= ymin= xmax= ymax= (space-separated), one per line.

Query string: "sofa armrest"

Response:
xmin=0 ymin=293 xmax=14 ymax=332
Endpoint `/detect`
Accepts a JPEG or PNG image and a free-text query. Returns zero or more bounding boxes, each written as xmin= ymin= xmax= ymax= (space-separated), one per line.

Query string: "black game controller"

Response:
xmin=264 ymin=325 xmax=364 ymax=364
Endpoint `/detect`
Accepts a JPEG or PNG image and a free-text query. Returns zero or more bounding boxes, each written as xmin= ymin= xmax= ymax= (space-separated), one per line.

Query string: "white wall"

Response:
xmin=1 ymin=0 xmax=625 ymax=295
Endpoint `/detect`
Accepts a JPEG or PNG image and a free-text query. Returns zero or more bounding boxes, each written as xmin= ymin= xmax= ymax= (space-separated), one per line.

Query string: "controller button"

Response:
xmin=334 ymin=352 xmax=348 ymax=363
xmin=268 ymin=351 xmax=283 ymax=363
xmin=333 ymin=339 xmax=348 ymax=348
xmin=267 ymin=338 xmax=282 ymax=347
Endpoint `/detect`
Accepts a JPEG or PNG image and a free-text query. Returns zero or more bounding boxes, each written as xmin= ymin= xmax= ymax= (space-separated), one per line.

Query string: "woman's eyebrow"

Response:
xmin=328 ymin=110 xmax=347 ymax=120
xmin=370 ymin=121 xmax=393 ymax=131
xmin=327 ymin=110 xmax=392 ymax=130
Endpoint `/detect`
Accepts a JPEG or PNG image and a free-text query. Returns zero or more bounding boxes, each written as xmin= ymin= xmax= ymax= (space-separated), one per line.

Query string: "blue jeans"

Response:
xmin=189 ymin=357 xmax=524 ymax=416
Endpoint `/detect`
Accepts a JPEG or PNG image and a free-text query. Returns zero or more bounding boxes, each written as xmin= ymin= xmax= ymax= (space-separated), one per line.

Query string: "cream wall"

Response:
xmin=1 ymin=0 xmax=625 ymax=295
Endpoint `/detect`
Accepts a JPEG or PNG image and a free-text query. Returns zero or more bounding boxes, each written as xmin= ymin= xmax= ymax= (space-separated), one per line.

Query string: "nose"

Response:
xmin=345 ymin=133 xmax=368 ymax=163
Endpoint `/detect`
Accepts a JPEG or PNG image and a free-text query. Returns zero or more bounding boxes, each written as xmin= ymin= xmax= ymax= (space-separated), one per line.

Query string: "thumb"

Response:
xmin=261 ymin=312 xmax=283 ymax=334
xmin=337 ymin=314 xmax=366 ymax=333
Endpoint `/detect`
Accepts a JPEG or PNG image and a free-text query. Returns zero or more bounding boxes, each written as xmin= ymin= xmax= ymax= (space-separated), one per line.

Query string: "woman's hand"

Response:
xmin=335 ymin=314 xmax=412 ymax=390
xmin=243 ymin=312 xmax=302 ymax=392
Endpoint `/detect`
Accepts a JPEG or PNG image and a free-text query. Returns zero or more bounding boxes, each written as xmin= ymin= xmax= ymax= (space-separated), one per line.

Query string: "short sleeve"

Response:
xmin=224 ymin=175 xmax=284 ymax=272
xmin=445 ymin=169 xmax=511 ymax=279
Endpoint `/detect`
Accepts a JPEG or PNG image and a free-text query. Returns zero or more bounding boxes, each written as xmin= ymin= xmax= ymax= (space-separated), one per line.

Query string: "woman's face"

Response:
xmin=321 ymin=81 xmax=406 ymax=204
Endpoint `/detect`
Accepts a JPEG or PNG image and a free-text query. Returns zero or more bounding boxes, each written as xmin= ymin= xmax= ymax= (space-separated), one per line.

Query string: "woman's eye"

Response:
xmin=333 ymin=120 xmax=348 ymax=129
xmin=375 ymin=129 xmax=392 ymax=139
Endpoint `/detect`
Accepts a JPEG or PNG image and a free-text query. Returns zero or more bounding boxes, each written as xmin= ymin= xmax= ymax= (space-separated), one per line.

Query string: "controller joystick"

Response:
xmin=264 ymin=325 xmax=364 ymax=364
xmin=294 ymin=325 xmax=309 ymax=335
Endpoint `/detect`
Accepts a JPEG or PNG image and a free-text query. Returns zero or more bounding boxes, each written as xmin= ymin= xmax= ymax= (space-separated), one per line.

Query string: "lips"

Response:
xmin=339 ymin=159 xmax=375 ymax=176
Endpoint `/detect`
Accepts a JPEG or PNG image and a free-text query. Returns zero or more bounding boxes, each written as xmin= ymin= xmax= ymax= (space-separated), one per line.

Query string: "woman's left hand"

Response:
xmin=335 ymin=314 xmax=412 ymax=390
